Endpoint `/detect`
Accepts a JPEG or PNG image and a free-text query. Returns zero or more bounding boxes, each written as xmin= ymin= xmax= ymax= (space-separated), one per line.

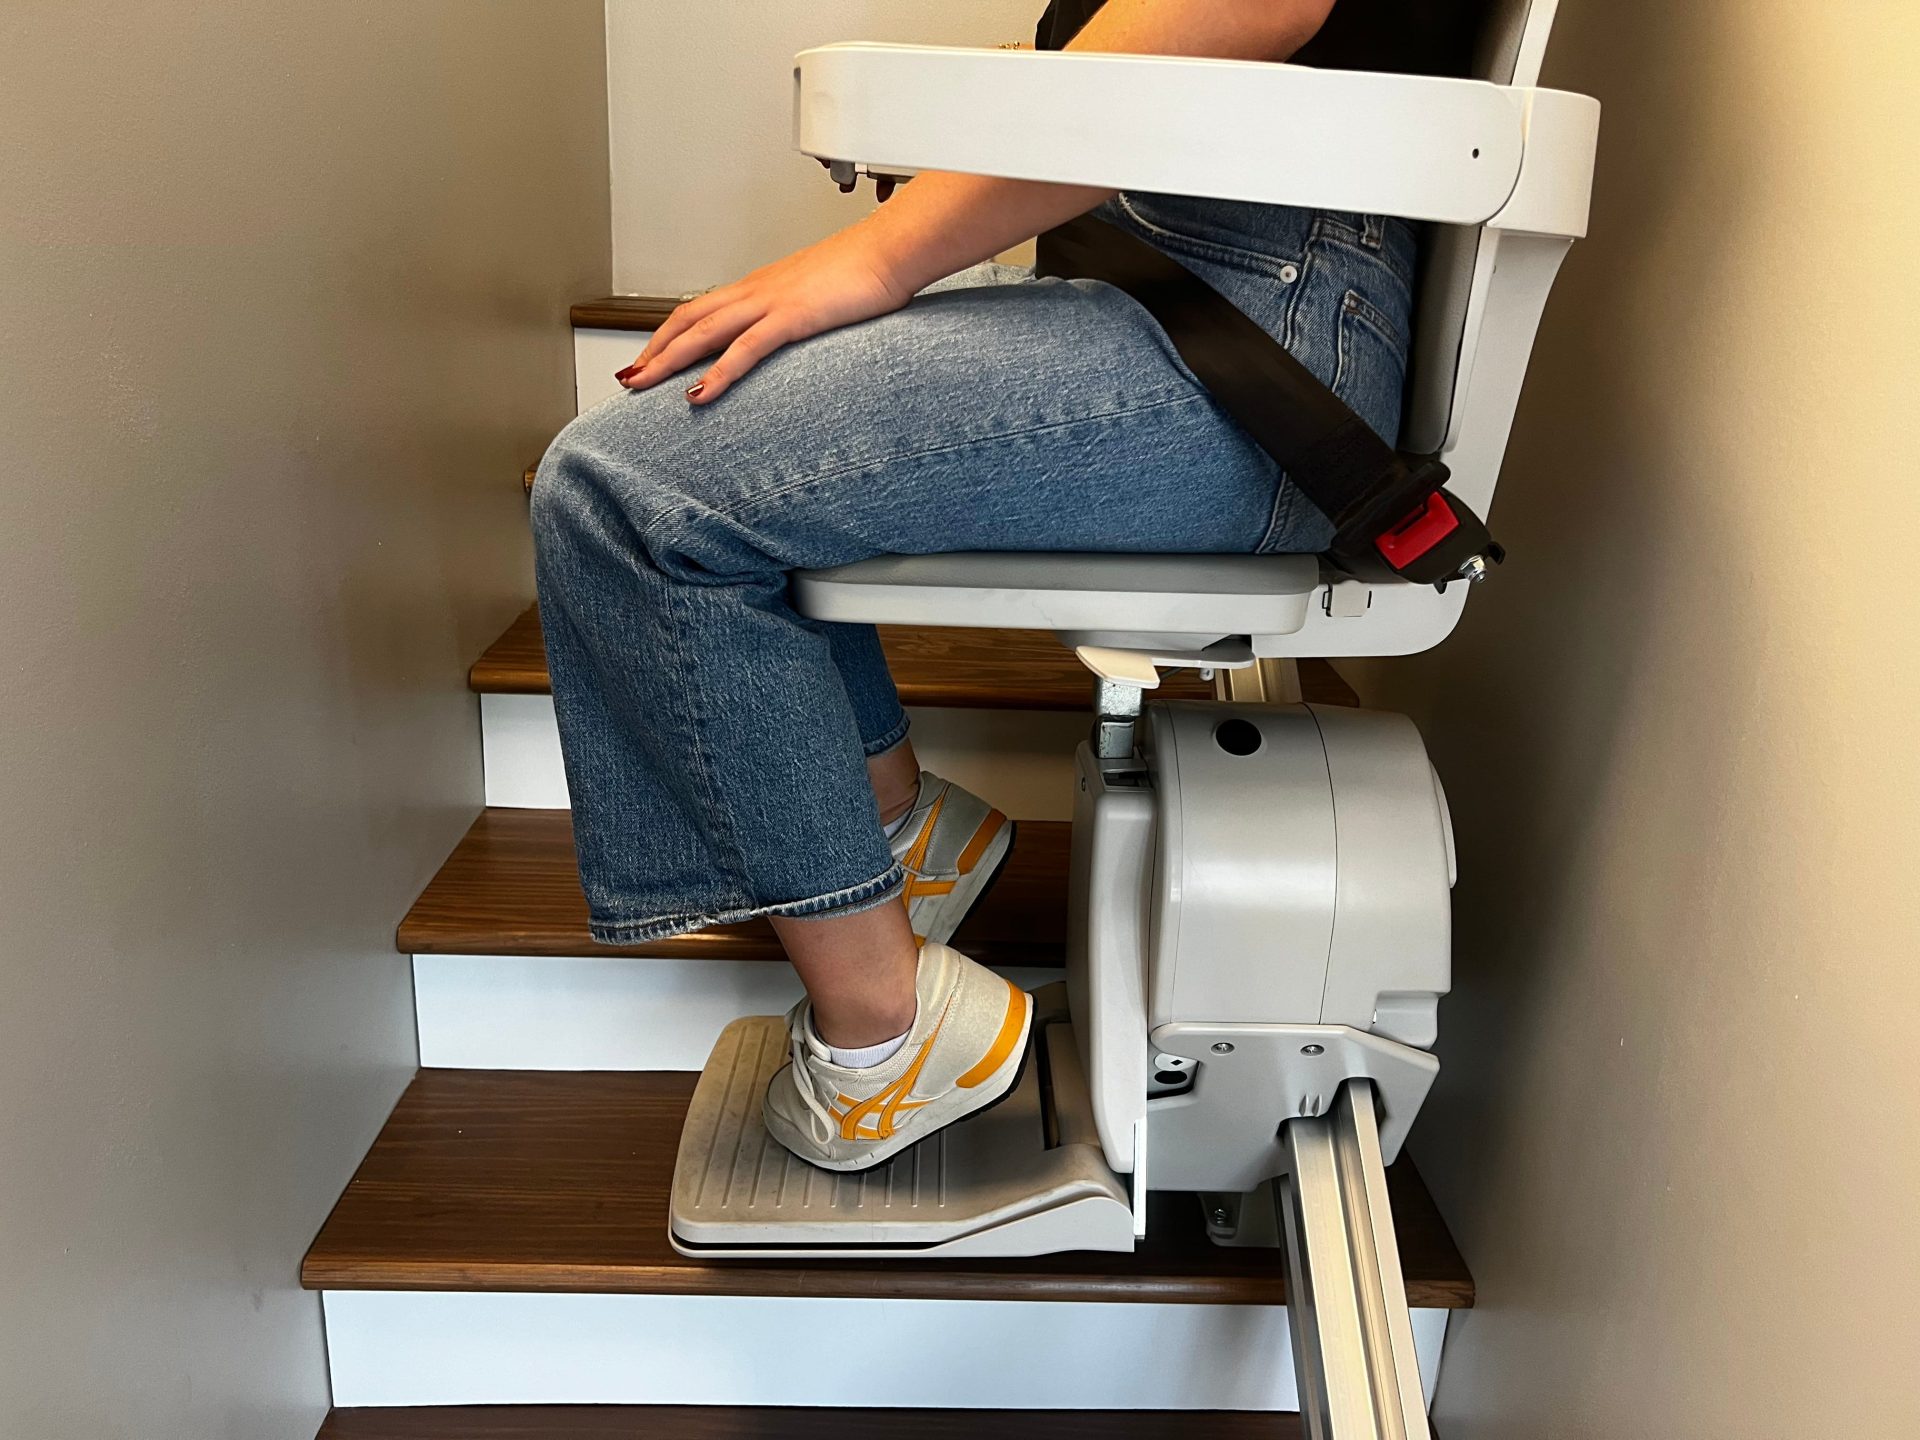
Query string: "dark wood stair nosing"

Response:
xmin=319 ymin=1404 xmax=1314 ymax=1438
xmin=570 ymin=295 xmax=686 ymax=331
xmin=397 ymin=807 xmax=1070 ymax=967
xmin=437 ymin=609 xmax=1356 ymax=962
xmin=301 ymin=1067 xmax=1474 ymax=1310
xmin=468 ymin=606 xmax=1358 ymax=712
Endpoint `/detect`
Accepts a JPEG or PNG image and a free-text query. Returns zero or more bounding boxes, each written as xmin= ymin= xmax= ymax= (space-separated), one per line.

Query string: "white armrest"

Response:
xmin=796 ymin=43 xmax=1565 ymax=228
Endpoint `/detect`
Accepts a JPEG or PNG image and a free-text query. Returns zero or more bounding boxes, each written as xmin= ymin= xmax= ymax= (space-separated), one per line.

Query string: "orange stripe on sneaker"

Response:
xmin=899 ymin=788 xmax=947 ymax=875
xmin=956 ymin=981 xmax=1030 ymax=1089
xmin=835 ymin=995 xmax=954 ymax=1141
xmin=897 ymin=789 xmax=950 ymax=932
xmin=954 ymin=811 xmax=1008 ymax=875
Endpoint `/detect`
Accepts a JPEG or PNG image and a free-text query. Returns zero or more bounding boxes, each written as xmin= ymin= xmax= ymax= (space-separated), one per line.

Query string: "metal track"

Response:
xmin=1279 ymin=1079 xmax=1431 ymax=1439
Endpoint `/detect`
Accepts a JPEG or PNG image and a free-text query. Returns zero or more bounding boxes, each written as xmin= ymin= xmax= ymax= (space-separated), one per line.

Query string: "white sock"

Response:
xmin=880 ymin=776 xmax=925 ymax=841
xmin=815 ymin=1018 xmax=910 ymax=1070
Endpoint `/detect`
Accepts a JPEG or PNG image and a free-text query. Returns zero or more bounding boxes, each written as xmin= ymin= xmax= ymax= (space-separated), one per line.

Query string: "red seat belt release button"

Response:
xmin=1374 ymin=492 xmax=1460 ymax=569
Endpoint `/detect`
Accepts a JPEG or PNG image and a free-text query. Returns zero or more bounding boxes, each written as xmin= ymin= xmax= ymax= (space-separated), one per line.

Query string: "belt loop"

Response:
xmin=1362 ymin=214 xmax=1385 ymax=249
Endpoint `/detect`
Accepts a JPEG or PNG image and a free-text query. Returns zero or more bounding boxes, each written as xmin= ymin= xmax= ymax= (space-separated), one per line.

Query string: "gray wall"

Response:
xmin=0 ymin=4 xmax=610 ymax=1435
xmin=605 ymin=0 xmax=1041 ymax=293
xmin=1351 ymin=0 xmax=1920 ymax=1433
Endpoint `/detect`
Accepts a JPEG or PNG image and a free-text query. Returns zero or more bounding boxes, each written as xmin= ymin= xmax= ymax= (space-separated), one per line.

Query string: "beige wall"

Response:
xmin=1350 ymin=2 xmax=1920 ymax=1433
xmin=0 ymin=4 xmax=608 ymax=1436
xmin=607 ymin=0 xmax=1042 ymax=294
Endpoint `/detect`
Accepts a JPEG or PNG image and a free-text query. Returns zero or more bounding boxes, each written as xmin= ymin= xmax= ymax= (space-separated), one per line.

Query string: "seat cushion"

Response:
xmin=791 ymin=552 xmax=1319 ymax=638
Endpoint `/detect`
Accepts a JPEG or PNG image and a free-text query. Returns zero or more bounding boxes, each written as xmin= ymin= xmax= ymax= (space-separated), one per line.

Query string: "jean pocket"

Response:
xmin=1110 ymin=193 xmax=1308 ymax=283
xmin=1309 ymin=213 xmax=1418 ymax=296
xmin=1334 ymin=289 xmax=1412 ymax=444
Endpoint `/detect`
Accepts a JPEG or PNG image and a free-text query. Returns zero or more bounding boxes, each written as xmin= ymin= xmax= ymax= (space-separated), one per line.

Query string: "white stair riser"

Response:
xmin=575 ymin=327 xmax=652 ymax=413
xmin=480 ymin=693 xmax=568 ymax=809
xmin=324 ymin=1290 xmax=1446 ymax=1410
xmin=414 ymin=954 xmax=1061 ymax=1071
xmin=482 ymin=692 xmax=1085 ymax=819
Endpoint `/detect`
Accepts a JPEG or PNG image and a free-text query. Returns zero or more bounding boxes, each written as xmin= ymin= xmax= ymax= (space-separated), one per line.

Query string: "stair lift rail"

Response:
xmin=1282 ymin=1081 xmax=1430 ymax=1440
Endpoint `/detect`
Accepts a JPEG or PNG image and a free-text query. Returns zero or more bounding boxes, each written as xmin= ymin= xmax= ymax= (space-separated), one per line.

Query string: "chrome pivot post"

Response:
xmin=1091 ymin=676 xmax=1146 ymax=760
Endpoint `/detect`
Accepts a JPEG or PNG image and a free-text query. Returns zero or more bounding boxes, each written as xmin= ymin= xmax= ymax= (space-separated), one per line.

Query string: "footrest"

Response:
xmin=669 ymin=988 xmax=1134 ymax=1259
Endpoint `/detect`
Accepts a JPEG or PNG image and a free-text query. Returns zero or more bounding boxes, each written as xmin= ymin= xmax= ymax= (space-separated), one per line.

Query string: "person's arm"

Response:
xmin=624 ymin=0 xmax=1337 ymax=403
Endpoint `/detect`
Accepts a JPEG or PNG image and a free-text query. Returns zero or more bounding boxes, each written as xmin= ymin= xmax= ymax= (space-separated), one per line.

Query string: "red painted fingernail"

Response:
xmin=614 ymin=363 xmax=642 ymax=382
xmin=685 ymin=382 xmax=706 ymax=400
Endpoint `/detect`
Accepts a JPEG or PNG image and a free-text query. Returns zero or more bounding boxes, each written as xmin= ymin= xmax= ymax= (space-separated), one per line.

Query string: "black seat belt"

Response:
xmin=1029 ymin=0 xmax=1498 ymax=589
xmin=1036 ymin=212 xmax=1501 ymax=589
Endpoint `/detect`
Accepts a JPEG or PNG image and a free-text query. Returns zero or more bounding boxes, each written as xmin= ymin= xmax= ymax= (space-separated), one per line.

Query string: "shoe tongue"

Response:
xmin=800 ymin=1013 xmax=836 ymax=1064
xmin=911 ymin=941 xmax=952 ymax=1010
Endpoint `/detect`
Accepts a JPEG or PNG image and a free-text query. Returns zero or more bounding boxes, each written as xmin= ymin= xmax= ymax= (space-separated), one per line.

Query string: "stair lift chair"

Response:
xmin=669 ymin=2 xmax=1598 ymax=1432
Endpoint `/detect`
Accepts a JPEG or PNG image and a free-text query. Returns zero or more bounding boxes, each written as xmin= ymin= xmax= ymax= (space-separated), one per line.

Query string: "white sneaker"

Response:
xmin=763 ymin=942 xmax=1033 ymax=1172
xmin=890 ymin=772 xmax=1014 ymax=947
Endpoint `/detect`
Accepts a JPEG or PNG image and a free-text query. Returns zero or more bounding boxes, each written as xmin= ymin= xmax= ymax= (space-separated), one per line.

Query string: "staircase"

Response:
xmin=300 ymin=299 xmax=1473 ymax=1434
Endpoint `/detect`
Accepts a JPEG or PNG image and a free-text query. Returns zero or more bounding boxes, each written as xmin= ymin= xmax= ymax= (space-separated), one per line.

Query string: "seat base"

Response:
xmin=669 ymin=986 xmax=1135 ymax=1259
xmin=792 ymin=551 xmax=1320 ymax=648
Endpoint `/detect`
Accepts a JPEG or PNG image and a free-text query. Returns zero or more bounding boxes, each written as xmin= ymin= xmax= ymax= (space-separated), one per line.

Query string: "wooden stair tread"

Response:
xmin=470 ymin=606 xmax=1356 ymax=711
xmin=571 ymin=295 xmax=685 ymax=331
xmin=398 ymin=808 xmax=1068 ymax=966
xmin=319 ymin=1406 xmax=1309 ymax=1438
xmin=302 ymin=1068 xmax=1473 ymax=1308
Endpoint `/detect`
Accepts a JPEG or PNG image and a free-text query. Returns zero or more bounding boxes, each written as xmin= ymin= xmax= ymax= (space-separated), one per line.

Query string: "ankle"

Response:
xmin=867 ymin=746 xmax=922 ymax=828
xmin=812 ymin=994 xmax=916 ymax=1050
xmin=875 ymin=774 xmax=921 ymax=830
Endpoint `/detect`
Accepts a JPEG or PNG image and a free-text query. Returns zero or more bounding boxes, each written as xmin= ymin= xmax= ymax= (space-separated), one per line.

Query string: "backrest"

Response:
xmin=1401 ymin=0 xmax=1559 ymax=457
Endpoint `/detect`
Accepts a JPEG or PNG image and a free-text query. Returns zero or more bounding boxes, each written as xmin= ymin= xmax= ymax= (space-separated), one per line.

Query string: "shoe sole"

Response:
xmin=912 ymin=818 xmax=1017 ymax=948
xmin=774 ymin=986 xmax=1036 ymax=1175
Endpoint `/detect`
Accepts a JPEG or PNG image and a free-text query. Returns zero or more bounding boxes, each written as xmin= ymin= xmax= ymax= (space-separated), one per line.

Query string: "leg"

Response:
xmin=771 ymin=902 xmax=917 ymax=1047
xmin=816 ymin=617 xmax=922 ymax=827
xmin=867 ymin=738 xmax=921 ymax=830
xmin=534 ymin=234 xmax=1405 ymax=1056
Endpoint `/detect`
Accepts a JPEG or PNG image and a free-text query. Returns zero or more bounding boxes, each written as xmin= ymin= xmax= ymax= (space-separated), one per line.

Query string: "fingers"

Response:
xmin=619 ymin=299 xmax=760 ymax=390
xmin=613 ymin=288 xmax=738 ymax=385
xmin=685 ymin=318 xmax=799 ymax=405
xmin=629 ymin=295 xmax=712 ymax=368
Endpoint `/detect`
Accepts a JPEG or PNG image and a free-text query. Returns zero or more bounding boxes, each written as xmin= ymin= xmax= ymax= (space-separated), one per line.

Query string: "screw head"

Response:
xmin=1211 ymin=1042 xmax=1234 ymax=1055
xmin=1301 ymin=1043 xmax=1325 ymax=1056
xmin=1458 ymin=555 xmax=1491 ymax=584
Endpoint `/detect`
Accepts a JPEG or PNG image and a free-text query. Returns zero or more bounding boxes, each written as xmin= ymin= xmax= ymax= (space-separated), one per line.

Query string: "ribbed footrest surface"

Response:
xmin=670 ymin=996 xmax=1134 ymax=1258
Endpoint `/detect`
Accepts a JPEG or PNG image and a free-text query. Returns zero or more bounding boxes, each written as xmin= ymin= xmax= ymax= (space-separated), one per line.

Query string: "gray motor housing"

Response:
xmin=1068 ymin=700 xmax=1454 ymax=1179
xmin=1145 ymin=701 xmax=1453 ymax=1039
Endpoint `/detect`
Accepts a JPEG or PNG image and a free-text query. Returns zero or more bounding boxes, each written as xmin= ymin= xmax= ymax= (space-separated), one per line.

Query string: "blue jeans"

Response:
xmin=532 ymin=197 xmax=1416 ymax=945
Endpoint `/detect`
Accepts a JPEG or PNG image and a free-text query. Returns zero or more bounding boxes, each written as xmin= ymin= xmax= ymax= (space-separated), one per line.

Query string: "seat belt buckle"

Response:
xmin=1369 ymin=487 xmax=1505 ymax=590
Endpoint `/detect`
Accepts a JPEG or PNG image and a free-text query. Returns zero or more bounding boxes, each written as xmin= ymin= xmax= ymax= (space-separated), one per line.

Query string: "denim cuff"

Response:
xmin=587 ymin=863 xmax=907 ymax=947
xmin=860 ymin=711 xmax=912 ymax=759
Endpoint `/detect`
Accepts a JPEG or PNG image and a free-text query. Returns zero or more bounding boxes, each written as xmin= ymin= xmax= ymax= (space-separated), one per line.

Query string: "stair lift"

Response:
xmin=670 ymin=2 xmax=1597 ymax=1432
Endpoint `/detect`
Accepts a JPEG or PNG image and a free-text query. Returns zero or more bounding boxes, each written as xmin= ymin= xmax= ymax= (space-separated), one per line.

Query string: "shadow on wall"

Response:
xmin=1371 ymin=0 xmax=1761 ymax=1179
xmin=1347 ymin=0 xmax=1920 ymax=1430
